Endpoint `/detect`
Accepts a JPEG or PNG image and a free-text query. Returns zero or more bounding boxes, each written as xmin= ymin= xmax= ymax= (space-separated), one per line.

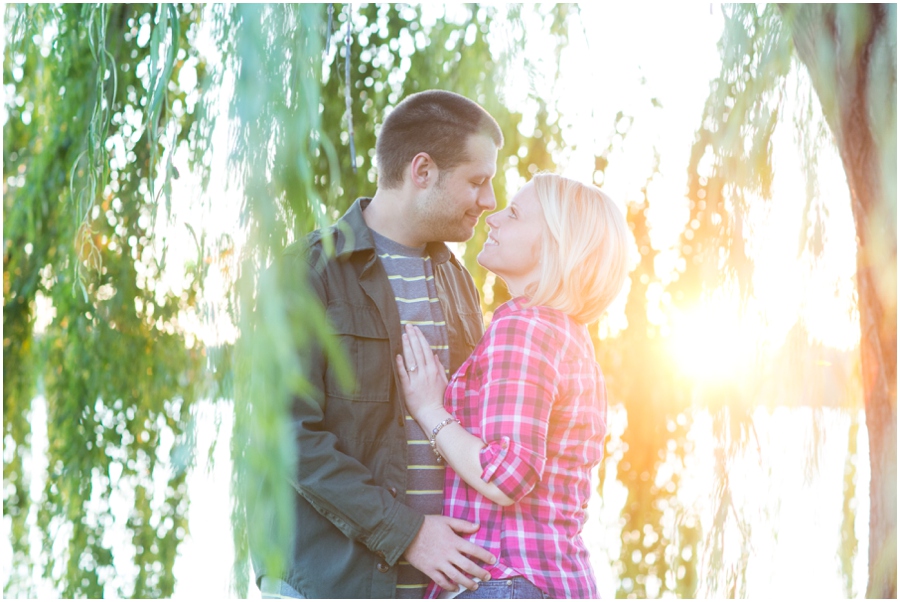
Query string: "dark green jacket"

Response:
xmin=267 ymin=198 xmax=484 ymax=598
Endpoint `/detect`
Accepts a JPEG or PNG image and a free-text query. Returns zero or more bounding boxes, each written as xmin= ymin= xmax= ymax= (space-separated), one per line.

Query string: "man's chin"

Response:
xmin=444 ymin=227 xmax=476 ymax=244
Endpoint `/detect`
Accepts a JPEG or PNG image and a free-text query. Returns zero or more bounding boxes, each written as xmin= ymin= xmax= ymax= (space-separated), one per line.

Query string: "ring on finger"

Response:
xmin=408 ymin=364 xmax=418 ymax=373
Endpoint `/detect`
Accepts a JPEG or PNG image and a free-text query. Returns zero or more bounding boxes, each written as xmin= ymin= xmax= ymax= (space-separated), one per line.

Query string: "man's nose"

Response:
xmin=479 ymin=185 xmax=497 ymax=212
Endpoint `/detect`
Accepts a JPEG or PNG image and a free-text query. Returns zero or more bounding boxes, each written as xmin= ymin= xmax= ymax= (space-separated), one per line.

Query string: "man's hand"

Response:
xmin=403 ymin=515 xmax=495 ymax=592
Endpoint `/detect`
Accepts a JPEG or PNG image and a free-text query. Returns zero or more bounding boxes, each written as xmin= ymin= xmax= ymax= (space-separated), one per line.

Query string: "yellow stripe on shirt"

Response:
xmin=399 ymin=319 xmax=446 ymax=327
xmin=387 ymin=274 xmax=434 ymax=282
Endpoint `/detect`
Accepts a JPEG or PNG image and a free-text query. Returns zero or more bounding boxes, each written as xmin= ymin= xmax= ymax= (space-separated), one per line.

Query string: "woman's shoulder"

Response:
xmin=490 ymin=298 xmax=590 ymax=350
xmin=494 ymin=297 xmax=578 ymax=328
xmin=492 ymin=297 xmax=555 ymax=328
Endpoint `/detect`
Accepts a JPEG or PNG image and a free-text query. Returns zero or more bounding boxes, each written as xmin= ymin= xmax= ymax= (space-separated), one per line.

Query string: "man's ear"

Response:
xmin=409 ymin=152 xmax=437 ymax=190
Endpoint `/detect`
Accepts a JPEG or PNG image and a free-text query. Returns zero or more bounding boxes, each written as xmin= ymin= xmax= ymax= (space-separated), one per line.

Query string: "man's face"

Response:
xmin=415 ymin=134 xmax=498 ymax=243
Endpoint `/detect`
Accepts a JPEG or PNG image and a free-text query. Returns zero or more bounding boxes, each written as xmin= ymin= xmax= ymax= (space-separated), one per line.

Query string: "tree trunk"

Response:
xmin=782 ymin=4 xmax=897 ymax=597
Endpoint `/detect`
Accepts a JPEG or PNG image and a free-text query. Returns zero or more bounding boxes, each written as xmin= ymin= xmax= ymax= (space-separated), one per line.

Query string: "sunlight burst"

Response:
xmin=669 ymin=296 xmax=758 ymax=385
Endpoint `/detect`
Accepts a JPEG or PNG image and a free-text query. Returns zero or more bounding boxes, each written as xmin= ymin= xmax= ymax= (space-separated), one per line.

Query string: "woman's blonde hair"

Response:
xmin=524 ymin=173 xmax=629 ymax=324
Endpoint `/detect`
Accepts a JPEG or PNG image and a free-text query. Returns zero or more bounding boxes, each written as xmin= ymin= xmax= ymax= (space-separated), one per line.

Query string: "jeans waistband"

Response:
xmin=454 ymin=576 xmax=548 ymax=599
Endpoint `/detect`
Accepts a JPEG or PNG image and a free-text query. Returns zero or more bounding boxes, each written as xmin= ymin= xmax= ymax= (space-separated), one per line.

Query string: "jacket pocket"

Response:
xmin=325 ymin=303 xmax=392 ymax=402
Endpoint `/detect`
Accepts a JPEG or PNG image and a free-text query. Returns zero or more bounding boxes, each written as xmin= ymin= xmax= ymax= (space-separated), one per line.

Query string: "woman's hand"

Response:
xmin=396 ymin=325 xmax=515 ymax=507
xmin=395 ymin=324 xmax=449 ymax=423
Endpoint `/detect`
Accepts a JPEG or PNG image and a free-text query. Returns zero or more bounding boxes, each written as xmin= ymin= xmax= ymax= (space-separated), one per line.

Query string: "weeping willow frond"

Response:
xmin=4 ymin=3 xmax=210 ymax=597
xmin=675 ymin=4 xmax=896 ymax=597
xmin=4 ymin=2 xmax=580 ymax=597
xmin=214 ymin=4 xmax=348 ymax=595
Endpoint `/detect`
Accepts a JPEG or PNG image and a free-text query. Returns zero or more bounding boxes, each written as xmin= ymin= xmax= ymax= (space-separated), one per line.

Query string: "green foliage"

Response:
xmin=675 ymin=5 xmax=793 ymax=304
xmin=4 ymin=2 xmax=578 ymax=597
xmin=214 ymin=4 xmax=349 ymax=596
xmin=8 ymin=3 xmax=880 ymax=599
xmin=659 ymin=5 xmax=827 ymax=596
xmin=4 ymin=3 xmax=210 ymax=596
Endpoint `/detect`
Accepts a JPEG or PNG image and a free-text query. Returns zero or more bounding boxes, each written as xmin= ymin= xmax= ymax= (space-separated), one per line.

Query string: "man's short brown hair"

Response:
xmin=375 ymin=90 xmax=503 ymax=189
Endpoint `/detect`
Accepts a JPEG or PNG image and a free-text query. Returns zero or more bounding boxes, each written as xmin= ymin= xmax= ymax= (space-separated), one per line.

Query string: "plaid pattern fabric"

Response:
xmin=433 ymin=297 xmax=607 ymax=599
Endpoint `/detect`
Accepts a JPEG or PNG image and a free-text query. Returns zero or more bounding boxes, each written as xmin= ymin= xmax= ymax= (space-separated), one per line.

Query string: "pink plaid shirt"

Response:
xmin=428 ymin=297 xmax=606 ymax=599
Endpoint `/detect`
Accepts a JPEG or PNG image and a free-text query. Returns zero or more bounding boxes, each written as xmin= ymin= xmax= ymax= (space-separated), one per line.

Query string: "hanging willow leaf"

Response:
xmin=4 ymin=3 xmax=584 ymax=597
xmin=674 ymin=4 xmax=896 ymax=596
xmin=4 ymin=4 xmax=209 ymax=596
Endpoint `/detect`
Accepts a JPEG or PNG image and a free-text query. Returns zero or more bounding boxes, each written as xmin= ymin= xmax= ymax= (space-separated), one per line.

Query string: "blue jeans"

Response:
xmin=259 ymin=576 xmax=304 ymax=599
xmin=455 ymin=577 xmax=548 ymax=599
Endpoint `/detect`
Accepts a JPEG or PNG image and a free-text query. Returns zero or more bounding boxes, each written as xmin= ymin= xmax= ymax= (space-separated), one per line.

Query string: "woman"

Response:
xmin=396 ymin=173 xmax=629 ymax=599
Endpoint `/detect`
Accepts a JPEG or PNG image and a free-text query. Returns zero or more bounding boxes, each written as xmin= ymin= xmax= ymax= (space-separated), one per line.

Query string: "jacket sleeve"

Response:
xmin=282 ymin=247 xmax=424 ymax=566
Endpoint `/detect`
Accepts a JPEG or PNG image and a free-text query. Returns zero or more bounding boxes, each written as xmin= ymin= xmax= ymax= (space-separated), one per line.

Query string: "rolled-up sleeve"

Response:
xmin=473 ymin=314 xmax=560 ymax=502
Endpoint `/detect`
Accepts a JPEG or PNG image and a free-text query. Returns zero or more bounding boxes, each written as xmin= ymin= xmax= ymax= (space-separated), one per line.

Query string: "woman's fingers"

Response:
xmin=412 ymin=326 xmax=435 ymax=370
xmin=402 ymin=325 xmax=448 ymax=384
xmin=401 ymin=330 xmax=419 ymax=374
xmin=395 ymin=355 xmax=410 ymax=387
xmin=404 ymin=324 xmax=429 ymax=370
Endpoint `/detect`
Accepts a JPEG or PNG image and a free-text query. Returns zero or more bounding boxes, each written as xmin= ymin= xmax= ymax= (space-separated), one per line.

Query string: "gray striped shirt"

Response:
xmin=372 ymin=230 xmax=449 ymax=598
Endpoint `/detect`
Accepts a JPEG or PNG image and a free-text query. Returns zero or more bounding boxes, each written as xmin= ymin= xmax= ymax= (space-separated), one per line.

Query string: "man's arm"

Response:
xmin=283 ymin=249 xmax=421 ymax=564
xmin=283 ymin=248 xmax=494 ymax=585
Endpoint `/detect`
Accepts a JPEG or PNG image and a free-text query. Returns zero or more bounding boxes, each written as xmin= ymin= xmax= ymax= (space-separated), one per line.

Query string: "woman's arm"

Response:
xmin=396 ymin=324 xmax=515 ymax=506
xmin=415 ymin=408 xmax=515 ymax=507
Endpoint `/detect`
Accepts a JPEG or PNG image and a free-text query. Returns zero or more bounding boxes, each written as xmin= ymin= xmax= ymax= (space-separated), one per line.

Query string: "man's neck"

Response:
xmin=363 ymin=188 xmax=424 ymax=247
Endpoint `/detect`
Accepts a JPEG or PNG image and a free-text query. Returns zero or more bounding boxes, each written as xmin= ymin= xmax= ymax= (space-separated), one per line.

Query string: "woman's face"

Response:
xmin=477 ymin=181 xmax=545 ymax=297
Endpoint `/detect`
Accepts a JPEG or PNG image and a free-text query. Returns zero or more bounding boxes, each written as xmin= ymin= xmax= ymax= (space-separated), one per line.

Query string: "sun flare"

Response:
xmin=669 ymin=295 xmax=759 ymax=385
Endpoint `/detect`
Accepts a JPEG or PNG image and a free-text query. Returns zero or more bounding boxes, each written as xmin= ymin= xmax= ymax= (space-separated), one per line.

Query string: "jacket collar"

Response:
xmin=335 ymin=197 xmax=452 ymax=265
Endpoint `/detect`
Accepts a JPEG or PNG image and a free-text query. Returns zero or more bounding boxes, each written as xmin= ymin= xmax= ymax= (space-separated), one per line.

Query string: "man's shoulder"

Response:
xmin=284 ymin=199 xmax=373 ymax=265
xmin=433 ymin=249 xmax=478 ymax=289
xmin=283 ymin=226 xmax=336 ymax=263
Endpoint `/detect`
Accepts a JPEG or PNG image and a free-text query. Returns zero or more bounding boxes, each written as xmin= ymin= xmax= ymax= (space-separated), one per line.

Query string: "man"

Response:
xmin=256 ymin=90 xmax=503 ymax=598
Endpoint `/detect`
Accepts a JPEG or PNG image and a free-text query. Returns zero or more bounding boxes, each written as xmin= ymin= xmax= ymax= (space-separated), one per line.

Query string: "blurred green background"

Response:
xmin=3 ymin=3 xmax=895 ymax=598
